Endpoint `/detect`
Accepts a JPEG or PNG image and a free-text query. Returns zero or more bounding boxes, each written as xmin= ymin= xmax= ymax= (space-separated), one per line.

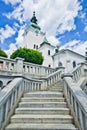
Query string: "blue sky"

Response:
xmin=0 ymin=0 xmax=87 ymax=56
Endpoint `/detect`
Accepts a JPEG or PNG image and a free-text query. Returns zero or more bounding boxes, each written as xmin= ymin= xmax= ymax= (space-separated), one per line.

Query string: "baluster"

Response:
xmin=3 ymin=61 xmax=6 ymax=70
xmin=15 ymin=88 xmax=18 ymax=101
xmin=78 ymin=108 xmax=84 ymax=130
xmin=39 ymin=83 xmax=41 ymax=90
xmin=11 ymin=93 xmax=14 ymax=108
xmin=5 ymin=99 xmax=10 ymax=119
xmin=70 ymin=93 xmax=73 ymax=105
xmin=0 ymin=106 xmax=4 ymax=127
xmin=74 ymin=100 xmax=78 ymax=117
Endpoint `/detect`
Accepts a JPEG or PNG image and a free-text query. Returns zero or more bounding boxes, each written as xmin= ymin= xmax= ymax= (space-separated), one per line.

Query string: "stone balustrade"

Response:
xmin=62 ymin=75 xmax=87 ymax=130
xmin=0 ymin=57 xmax=55 ymax=77
xmin=0 ymin=57 xmax=15 ymax=71
xmin=23 ymin=61 xmax=55 ymax=76
xmin=42 ymin=67 xmax=65 ymax=90
xmin=72 ymin=62 xmax=87 ymax=81
xmin=0 ymin=76 xmax=42 ymax=129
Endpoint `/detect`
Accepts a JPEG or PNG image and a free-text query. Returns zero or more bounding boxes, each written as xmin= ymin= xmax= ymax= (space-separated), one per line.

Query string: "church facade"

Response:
xmin=23 ymin=12 xmax=85 ymax=71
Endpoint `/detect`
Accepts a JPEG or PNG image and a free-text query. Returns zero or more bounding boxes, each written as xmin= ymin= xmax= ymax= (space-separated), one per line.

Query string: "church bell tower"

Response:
xmin=23 ymin=12 xmax=45 ymax=50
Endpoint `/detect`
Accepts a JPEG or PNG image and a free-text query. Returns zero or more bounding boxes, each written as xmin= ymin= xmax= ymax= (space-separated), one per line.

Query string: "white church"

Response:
xmin=23 ymin=12 xmax=85 ymax=72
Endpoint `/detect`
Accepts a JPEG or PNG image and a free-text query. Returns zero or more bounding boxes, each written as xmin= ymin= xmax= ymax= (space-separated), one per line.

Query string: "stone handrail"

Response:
xmin=0 ymin=76 xmax=42 ymax=129
xmin=0 ymin=56 xmax=55 ymax=77
xmin=23 ymin=61 xmax=55 ymax=76
xmin=63 ymin=75 xmax=87 ymax=130
xmin=42 ymin=67 xmax=65 ymax=90
xmin=72 ymin=63 xmax=87 ymax=81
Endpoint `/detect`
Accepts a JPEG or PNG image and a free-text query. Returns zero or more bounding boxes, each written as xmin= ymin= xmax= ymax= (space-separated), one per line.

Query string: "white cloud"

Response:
xmin=61 ymin=39 xmax=87 ymax=56
xmin=15 ymin=27 xmax=24 ymax=48
xmin=3 ymin=0 xmax=22 ymax=5
xmin=4 ymin=4 xmax=24 ymax=24
xmin=47 ymin=36 xmax=60 ymax=46
xmin=4 ymin=0 xmax=82 ymax=35
xmin=5 ymin=43 xmax=17 ymax=57
xmin=74 ymin=41 xmax=87 ymax=56
xmin=0 ymin=25 xmax=16 ymax=43
xmin=84 ymin=26 xmax=87 ymax=32
xmin=3 ymin=0 xmax=83 ymax=53
xmin=36 ymin=0 xmax=82 ymax=35
xmin=61 ymin=40 xmax=81 ymax=49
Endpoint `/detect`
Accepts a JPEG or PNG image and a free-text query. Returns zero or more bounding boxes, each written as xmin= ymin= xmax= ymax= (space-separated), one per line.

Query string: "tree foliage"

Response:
xmin=10 ymin=48 xmax=44 ymax=65
xmin=0 ymin=48 xmax=8 ymax=58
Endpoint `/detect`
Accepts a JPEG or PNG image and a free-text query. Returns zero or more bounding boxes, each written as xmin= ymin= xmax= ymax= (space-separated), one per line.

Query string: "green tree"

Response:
xmin=0 ymin=48 xmax=8 ymax=58
xmin=10 ymin=48 xmax=44 ymax=65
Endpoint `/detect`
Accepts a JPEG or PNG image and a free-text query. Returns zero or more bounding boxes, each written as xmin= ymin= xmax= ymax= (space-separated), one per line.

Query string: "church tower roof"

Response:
xmin=30 ymin=11 xmax=37 ymax=24
xmin=43 ymin=37 xmax=49 ymax=43
xmin=39 ymin=36 xmax=55 ymax=49
xmin=30 ymin=11 xmax=41 ymax=30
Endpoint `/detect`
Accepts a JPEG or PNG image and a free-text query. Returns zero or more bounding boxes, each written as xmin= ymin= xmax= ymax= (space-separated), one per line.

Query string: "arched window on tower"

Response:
xmin=73 ymin=61 xmax=76 ymax=68
xmin=35 ymin=30 xmax=39 ymax=36
xmin=48 ymin=50 xmax=50 ymax=55
xmin=36 ymin=45 xmax=38 ymax=49
xmin=58 ymin=62 xmax=62 ymax=67
xmin=34 ymin=44 xmax=36 ymax=49
xmin=48 ymin=64 xmax=51 ymax=68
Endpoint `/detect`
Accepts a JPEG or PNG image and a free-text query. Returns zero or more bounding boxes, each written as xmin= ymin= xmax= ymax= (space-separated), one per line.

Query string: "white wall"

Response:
xmin=39 ymin=44 xmax=55 ymax=68
xmin=23 ymin=27 xmax=45 ymax=50
xmin=53 ymin=50 xmax=85 ymax=72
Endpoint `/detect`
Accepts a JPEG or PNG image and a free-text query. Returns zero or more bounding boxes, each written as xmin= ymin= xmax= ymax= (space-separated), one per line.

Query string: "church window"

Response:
xmin=73 ymin=61 xmax=76 ymax=68
xmin=48 ymin=50 xmax=50 ymax=55
xmin=48 ymin=64 xmax=51 ymax=68
xmin=34 ymin=44 xmax=36 ymax=49
xmin=58 ymin=62 xmax=62 ymax=67
xmin=55 ymin=48 xmax=58 ymax=53
xmin=36 ymin=45 xmax=38 ymax=49
xmin=35 ymin=30 xmax=38 ymax=36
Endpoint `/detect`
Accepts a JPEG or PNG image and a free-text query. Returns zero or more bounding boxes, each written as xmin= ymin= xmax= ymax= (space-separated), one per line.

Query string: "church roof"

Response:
xmin=53 ymin=48 xmax=85 ymax=58
xmin=30 ymin=22 xmax=41 ymax=30
xmin=30 ymin=11 xmax=41 ymax=30
xmin=40 ymin=37 xmax=55 ymax=48
xmin=30 ymin=11 xmax=37 ymax=24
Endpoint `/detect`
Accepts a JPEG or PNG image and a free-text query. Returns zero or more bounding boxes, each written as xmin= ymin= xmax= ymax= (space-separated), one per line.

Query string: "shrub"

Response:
xmin=0 ymin=48 xmax=7 ymax=58
xmin=10 ymin=48 xmax=44 ymax=65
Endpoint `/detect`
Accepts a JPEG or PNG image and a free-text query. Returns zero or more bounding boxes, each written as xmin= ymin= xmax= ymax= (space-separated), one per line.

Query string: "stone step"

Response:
xmin=5 ymin=90 xmax=78 ymax=130
xmin=24 ymin=91 xmax=63 ymax=98
xmin=53 ymin=84 xmax=63 ymax=87
xmin=19 ymin=102 xmax=67 ymax=108
xmin=11 ymin=114 xmax=73 ymax=124
xmin=15 ymin=107 xmax=70 ymax=115
xmin=49 ymin=86 xmax=63 ymax=89
xmin=21 ymin=97 xmax=65 ymax=102
xmin=48 ymin=87 xmax=63 ymax=92
xmin=5 ymin=123 xmax=78 ymax=130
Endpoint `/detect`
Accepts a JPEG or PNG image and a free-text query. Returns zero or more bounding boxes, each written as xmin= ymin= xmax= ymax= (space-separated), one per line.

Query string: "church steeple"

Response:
xmin=30 ymin=11 xmax=37 ymax=24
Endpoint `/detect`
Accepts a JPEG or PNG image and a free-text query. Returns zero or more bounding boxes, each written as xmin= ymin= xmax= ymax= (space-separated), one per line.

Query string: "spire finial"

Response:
xmin=30 ymin=11 xmax=37 ymax=24
xmin=33 ymin=11 xmax=35 ymax=16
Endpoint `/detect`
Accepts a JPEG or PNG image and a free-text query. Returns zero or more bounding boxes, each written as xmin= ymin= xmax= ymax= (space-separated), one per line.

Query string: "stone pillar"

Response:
xmin=79 ymin=62 xmax=87 ymax=77
xmin=61 ymin=73 xmax=73 ymax=79
xmin=15 ymin=57 xmax=24 ymax=73
xmin=3 ymin=61 xmax=6 ymax=70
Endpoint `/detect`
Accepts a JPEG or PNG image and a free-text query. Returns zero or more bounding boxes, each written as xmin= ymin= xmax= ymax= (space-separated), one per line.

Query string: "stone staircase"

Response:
xmin=5 ymin=82 xmax=78 ymax=130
